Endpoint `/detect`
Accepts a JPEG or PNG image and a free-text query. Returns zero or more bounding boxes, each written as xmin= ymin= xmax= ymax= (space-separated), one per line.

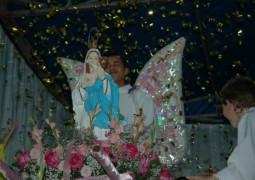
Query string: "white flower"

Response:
xmin=58 ymin=160 xmax=64 ymax=172
xmin=21 ymin=172 xmax=29 ymax=179
xmin=80 ymin=165 xmax=92 ymax=177
xmin=30 ymin=147 xmax=40 ymax=162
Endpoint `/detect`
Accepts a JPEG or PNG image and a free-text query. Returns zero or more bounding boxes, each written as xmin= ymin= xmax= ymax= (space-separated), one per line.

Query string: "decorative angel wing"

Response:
xmin=135 ymin=37 xmax=187 ymax=166
xmin=58 ymin=57 xmax=84 ymax=91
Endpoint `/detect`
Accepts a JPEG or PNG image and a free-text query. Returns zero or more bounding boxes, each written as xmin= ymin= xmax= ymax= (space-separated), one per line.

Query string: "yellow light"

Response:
xmin=148 ymin=10 xmax=154 ymax=16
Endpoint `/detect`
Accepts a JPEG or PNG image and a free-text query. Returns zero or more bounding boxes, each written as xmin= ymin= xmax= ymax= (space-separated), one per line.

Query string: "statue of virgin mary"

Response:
xmin=71 ymin=28 xmax=119 ymax=140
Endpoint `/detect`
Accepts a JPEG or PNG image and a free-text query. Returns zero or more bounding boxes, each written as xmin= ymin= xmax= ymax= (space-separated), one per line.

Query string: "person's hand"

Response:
xmin=10 ymin=122 xmax=18 ymax=133
xmin=2 ymin=122 xmax=18 ymax=147
xmin=187 ymin=174 xmax=218 ymax=180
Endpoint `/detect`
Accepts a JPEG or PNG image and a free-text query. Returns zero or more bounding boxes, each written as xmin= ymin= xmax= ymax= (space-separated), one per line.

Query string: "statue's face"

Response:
xmin=86 ymin=51 xmax=99 ymax=66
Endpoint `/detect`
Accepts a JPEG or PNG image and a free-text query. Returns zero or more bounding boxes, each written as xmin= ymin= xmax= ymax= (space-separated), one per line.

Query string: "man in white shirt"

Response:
xmin=105 ymin=54 xmax=160 ymax=134
xmin=187 ymin=76 xmax=255 ymax=180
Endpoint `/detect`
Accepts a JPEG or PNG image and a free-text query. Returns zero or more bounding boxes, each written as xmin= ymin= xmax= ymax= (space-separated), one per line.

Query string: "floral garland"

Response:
xmin=13 ymin=112 xmax=174 ymax=180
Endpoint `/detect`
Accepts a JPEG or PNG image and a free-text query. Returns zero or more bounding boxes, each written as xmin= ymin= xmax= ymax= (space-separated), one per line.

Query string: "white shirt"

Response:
xmin=119 ymin=84 xmax=160 ymax=136
xmin=216 ymin=107 xmax=255 ymax=180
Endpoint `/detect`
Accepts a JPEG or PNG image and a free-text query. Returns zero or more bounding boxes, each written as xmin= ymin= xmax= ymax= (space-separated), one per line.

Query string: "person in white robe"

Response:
xmin=105 ymin=54 xmax=160 ymax=137
xmin=187 ymin=76 xmax=255 ymax=180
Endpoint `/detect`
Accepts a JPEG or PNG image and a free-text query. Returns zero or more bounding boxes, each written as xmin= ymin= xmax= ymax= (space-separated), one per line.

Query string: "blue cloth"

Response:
xmin=83 ymin=74 xmax=119 ymax=129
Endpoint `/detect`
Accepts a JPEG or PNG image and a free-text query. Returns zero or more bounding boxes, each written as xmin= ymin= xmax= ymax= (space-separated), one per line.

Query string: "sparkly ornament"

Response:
xmin=135 ymin=37 xmax=187 ymax=166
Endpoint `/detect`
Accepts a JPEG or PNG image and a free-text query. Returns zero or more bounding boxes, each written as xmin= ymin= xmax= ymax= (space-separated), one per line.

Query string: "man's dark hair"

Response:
xmin=103 ymin=50 xmax=130 ymax=69
xmin=220 ymin=76 xmax=255 ymax=107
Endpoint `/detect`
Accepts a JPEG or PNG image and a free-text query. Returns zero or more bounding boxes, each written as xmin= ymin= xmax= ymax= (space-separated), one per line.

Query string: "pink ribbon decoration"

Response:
xmin=89 ymin=145 xmax=135 ymax=180
xmin=63 ymin=140 xmax=74 ymax=180
xmin=91 ymin=145 xmax=120 ymax=179
xmin=76 ymin=172 xmax=135 ymax=180
xmin=0 ymin=160 xmax=20 ymax=180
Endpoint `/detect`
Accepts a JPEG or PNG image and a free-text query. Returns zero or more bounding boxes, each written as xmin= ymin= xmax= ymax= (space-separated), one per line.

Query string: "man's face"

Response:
xmin=105 ymin=55 xmax=129 ymax=87
xmin=222 ymin=100 xmax=240 ymax=128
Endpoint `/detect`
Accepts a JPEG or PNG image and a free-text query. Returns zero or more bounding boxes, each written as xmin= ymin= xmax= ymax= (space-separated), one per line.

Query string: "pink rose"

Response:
xmin=69 ymin=153 xmax=84 ymax=172
xmin=160 ymin=166 xmax=172 ymax=180
xmin=102 ymin=146 xmax=112 ymax=155
xmin=80 ymin=165 xmax=92 ymax=177
xmin=45 ymin=149 xmax=60 ymax=168
xmin=125 ymin=143 xmax=139 ymax=159
xmin=17 ymin=151 xmax=31 ymax=169
xmin=75 ymin=144 xmax=89 ymax=156
xmin=137 ymin=155 xmax=151 ymax=176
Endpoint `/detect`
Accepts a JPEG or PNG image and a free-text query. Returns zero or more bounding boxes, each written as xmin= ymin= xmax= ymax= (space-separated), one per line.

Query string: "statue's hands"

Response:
xmin=97 ymin=66 xmax=105 ymax=80
xmin=80 ymin=72 xmax=97 ymax=88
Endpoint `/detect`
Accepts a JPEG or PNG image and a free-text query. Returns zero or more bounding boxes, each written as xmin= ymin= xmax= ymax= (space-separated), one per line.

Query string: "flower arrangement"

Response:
xmin=13 ymin=112 xmax=174 ymax=180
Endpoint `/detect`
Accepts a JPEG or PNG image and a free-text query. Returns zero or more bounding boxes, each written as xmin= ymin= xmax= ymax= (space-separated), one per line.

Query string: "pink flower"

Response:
xmin=139 ymin=123 xmax=146 ymax=132
xmin=109 ymin=152 xmax=120 ymax=162
xmin=80 ymin=165 xmax=92 ymax=177
xmin=124 ymin=143 xmax=139 ymax=159
xmin=108 ymin=133 xmax=119 ymax=143
xmin=100 ymin=140 xmax=111 ymax=147
xmin=134 ymin=116 xmax=142 ymax=124
xmin=137 ymin=155 xmax=151 ymax=176
xmin=55 ymin=128 xmax=60 ymax=138
xmin=94 ymin=104 xmax=102 ymax=115
xmin=131 ymin=131 xmax=138 ymax=139
xmin=137 ymin=144 xmax=146 ymax=154
xmin=69 ymin=153 xmax=84 ymax=172
xmin=160 ymin=166 xmax=172 ymax=180
xmin=88 ymin=111 xmax=94 ymax=119
xmin=45 ymin=119 xmax=56 ymax=129
xmin=75 ymin=144 xmax=89 ymax=156
xmin=17 ymin=151 xmax=31 ymax=169
xmin=115 ymin=124 xmax=124 ymax=134
xmin=30 ymin=148 xmax=40 ymax=160
xmin=34 ymin=141 xmax=44 ymax=152
xmin=31 ymin=126 xmax=43 ymax=142
xmin=109 ymin=119 xmax=117 ymax=128
xmin=102 ymin=146 xmax=112 ymax=155
xmin=44 ymin=149 xmax=60 ymax=168
xmin=52 ymin=146 xmax=64 ymax=159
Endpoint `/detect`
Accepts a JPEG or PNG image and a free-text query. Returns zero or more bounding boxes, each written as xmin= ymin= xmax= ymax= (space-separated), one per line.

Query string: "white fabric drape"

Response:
xmin=0 ymin=25 xmax=73 ymax=165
